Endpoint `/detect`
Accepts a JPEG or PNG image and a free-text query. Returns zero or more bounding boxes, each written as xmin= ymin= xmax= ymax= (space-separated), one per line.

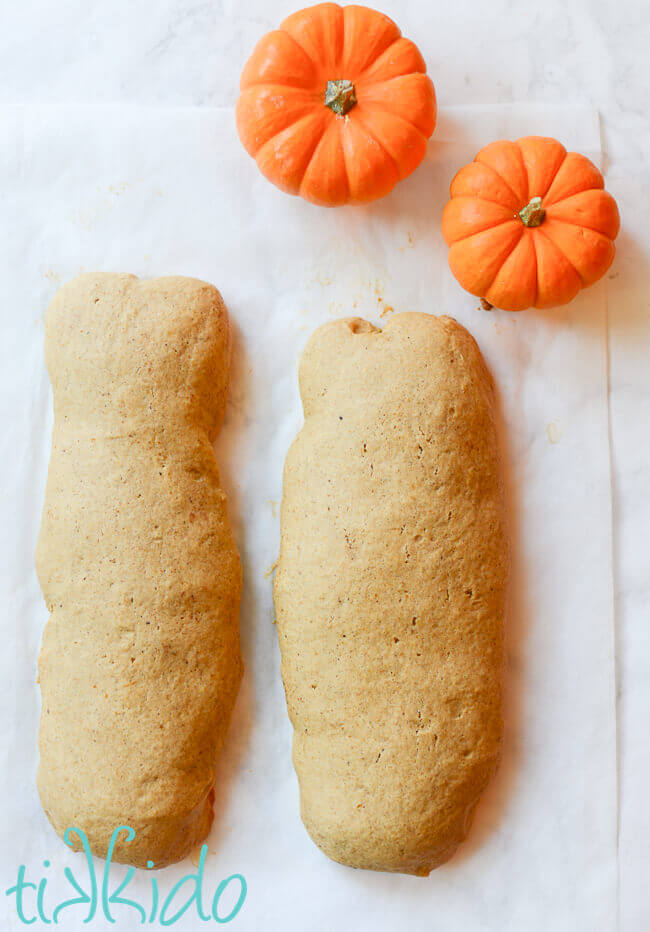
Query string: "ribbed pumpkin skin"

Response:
xmin=441 ymin=136 xmax=620 ymax=311
xmin=236 ymin=3 xmax=436 ymax=206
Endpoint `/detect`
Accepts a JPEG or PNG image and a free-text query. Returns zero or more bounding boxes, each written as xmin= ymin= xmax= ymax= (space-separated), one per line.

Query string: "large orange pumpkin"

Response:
xmin=236 ymin=3 xmax=436 ymax=206
xmin=441 ymin=136 xmax=620 ymax=311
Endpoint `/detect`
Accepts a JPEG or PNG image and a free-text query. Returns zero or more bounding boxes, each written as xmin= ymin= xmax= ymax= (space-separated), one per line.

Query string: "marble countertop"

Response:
xmin=1 ymin=1 xmax=647 ymax=927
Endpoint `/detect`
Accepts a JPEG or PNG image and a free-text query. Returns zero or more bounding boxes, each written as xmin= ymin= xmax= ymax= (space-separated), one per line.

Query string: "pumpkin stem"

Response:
xmin=518 ymin=196 xmax=546 ymax=227
xmin=324 ymin=79 xmax=357 ymax=116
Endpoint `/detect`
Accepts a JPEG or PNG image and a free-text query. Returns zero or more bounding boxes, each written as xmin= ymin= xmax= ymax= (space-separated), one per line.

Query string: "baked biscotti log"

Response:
xmin=274 ymin=313 xmax=508 ymax=876
xmin=35 ymin=273 xmax=242 ymax=868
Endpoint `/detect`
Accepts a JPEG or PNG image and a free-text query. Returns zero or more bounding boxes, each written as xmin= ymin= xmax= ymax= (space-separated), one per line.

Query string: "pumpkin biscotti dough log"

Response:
xmin=274 ymin=313 xmax=508 ymax=876
xmin=36 ymin=273 xmax=242 ymax=869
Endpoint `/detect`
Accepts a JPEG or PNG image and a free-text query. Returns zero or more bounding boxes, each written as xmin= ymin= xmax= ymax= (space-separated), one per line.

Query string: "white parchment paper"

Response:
xmin=0 ymin=104 xmax=616 ymax=930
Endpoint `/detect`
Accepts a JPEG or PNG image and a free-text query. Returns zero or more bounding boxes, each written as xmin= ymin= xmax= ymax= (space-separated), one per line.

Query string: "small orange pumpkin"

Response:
xmin=441 ymin=136 xmax=620 ymax=311
xmin=236 ymin=2 xmax=436 ymax=206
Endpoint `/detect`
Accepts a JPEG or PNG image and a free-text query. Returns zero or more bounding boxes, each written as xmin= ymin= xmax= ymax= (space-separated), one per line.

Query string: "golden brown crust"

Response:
xmin=274 ymin=312 xmax=508 ymax=875
xmin=36 ymin=273 xmax=242 ymax=868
